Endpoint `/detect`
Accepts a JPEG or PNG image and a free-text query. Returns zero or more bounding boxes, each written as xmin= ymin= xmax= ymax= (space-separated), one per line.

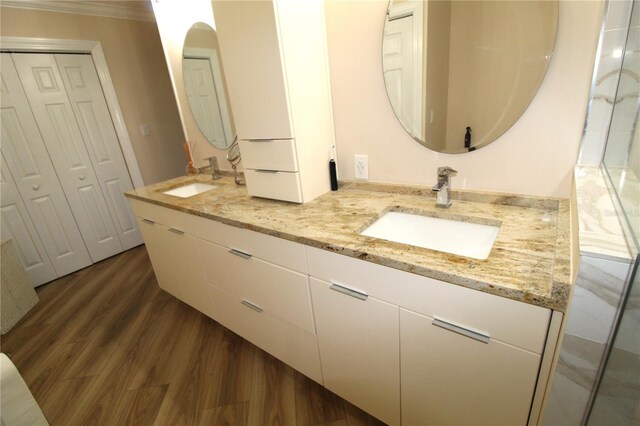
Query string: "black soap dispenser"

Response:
xmin=329 ymin=145 xmax=338 ymax=191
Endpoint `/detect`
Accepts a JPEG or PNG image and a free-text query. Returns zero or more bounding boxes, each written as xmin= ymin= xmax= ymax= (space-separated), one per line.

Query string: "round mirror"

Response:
xmin=183 ymin=22 xmax=235 ymax=150
xmin=382 ymin=0 xmax=558 ymax=153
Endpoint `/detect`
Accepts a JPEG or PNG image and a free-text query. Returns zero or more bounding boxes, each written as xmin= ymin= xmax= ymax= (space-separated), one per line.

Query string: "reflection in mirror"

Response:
xmin=603 ymin=0 xmax=639 ymax=244
xmin=382 ymin=0 xmax=558 ymax=153
xmin=182 ymin=22 xmax=235 ymax=150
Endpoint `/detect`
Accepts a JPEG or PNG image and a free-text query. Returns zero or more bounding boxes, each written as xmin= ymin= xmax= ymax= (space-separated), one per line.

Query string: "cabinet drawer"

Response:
xmin=131 ymin=199 xmax=307 ymax=272
xmin=131 ymin=198 xmax=193 ymax=231
xmin=136 ymin=217 xmax=214 ymax=319
xmin=305 ymin=246 xmax=550 ymax=353
xmin=209 ymin=284 xmax=322 ymax=383
xmin=198 ymin=238 xmax=315 ymax=334
xmin=239 ymin=139 xmax=298 ymax=172
xmin=244 ymin=169 xmax=303 ymax=203
xmin=401 ymin=308 xmax=540 ymax=425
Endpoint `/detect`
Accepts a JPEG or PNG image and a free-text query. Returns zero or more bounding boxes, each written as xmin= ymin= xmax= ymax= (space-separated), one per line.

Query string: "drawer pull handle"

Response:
xmin=241 ymin=300 xmax=263 ymax=313
xmin=247 ymin=139 xmax=275 ymax=143
xmin=432 ymin=317 xmax=490 ymax=344
xmin=229 ymin=248 xmax=252 ymax=259
xmin=329 ymin=281 xmax=368 ymax=301
xmin=142 ymin=218 xmax=155 ymax=224
xmin=254 ymin=169 xmax=279 ymax=174
xmin=168 ymin=227 xmax=184 ymax=235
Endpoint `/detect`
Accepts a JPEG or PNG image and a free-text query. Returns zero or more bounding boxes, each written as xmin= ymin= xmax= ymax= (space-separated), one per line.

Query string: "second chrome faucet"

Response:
xmin=432 ymin=166 xmax=457 ymax=208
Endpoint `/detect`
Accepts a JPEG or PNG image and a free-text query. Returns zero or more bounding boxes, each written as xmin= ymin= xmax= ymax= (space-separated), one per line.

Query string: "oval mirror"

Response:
xmin=382 ymin=0 xmax=558 ymax=153
xmin=182 ymin=22 xmax=235 ymax=150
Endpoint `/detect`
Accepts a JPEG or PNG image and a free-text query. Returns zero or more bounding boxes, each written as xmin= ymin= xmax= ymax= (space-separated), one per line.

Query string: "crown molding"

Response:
xmin=0 ymin=1 xmax=155 ymax=22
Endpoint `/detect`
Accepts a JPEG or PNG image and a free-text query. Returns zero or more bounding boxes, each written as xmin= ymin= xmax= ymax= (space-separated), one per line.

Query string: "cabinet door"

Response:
xmin=400 ymin=308 xmax=541 ymax=426
xmin=137 ymin=218 xmax=212 ymax=318
xmin=213 ymin=0 xmax=292 ymax=139
xmin=310 ymin=278 xmax=400 ymax=425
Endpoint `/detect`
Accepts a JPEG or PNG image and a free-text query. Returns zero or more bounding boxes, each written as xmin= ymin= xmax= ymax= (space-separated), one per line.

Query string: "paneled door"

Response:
xmin=54 ymin=54 xmax=142 ymax=251
xmin=0 ymin=53 xmax=92 ymax=279
xmin=12 ymin=53 xmax=124 ymax=263
xmin=183 ymin=57 xmax=227 ymax=146
xmin=0 ymin=153 xmax=57 ymax=285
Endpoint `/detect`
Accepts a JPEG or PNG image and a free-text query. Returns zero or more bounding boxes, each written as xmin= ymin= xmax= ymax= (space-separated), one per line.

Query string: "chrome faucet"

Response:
xmin=432 ymin=166 xmax=457 ymax=208
xmin=199 ymin=156 xmax=222 ymax=180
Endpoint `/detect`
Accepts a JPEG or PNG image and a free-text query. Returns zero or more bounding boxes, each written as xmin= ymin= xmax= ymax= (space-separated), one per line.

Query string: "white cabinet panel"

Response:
xmin=198 ymin=238 xmax=315 ymax=333
xmin=209 ymin=284 xmax=322 ymax=383
xmin=401 ymin=308 xmax=541 ymax=425
xmin=238 ymin=139 xmax=298 ymax=172
xmin=243 ymin=169 xmax=302 ymax=203
xmin=214 ymin=0 xmax=292 ymax=140
xmin=310 ymin=277 xmax=400 ymax=425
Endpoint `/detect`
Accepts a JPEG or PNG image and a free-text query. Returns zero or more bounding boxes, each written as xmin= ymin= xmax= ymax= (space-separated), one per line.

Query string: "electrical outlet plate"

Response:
xmin=354 ymin=155 xmax=368 ymax=180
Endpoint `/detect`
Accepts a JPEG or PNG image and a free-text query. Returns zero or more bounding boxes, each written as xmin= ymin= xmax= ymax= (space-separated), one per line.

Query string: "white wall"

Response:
xmin=325 ymin=0 xmax=604 ymax=197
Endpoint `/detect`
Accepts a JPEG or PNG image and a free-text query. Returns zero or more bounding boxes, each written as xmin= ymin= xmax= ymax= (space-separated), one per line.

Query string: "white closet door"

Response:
xmin=183 ymin=57 xmax=227 ymax=146
xmin=54 ymin=54 xmax=142 ymax=250
xmin=0 ymin=154 xmax=57 ymax=287
xmin=12 ymin=53 xmax=122 ymax=263
xmin=0 ymin=53 xmax=91 ymax=278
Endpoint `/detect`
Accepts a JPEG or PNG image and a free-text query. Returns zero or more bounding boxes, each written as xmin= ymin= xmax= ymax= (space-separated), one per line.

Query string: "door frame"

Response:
xmin=0 ymin=36 xmax=144 ymax=188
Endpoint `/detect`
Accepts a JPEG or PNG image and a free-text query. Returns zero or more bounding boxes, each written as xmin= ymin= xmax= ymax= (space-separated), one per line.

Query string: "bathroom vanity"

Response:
xmin=125 ymin=175 xmax=573 ymax=425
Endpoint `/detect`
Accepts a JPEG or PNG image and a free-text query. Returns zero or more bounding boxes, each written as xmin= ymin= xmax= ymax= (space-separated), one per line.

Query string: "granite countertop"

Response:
xmin=126 ymin=174 xmax=573 ymax=312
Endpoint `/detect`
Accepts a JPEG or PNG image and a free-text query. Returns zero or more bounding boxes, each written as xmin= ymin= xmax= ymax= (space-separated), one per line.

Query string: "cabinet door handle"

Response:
xmin=241 ymin=300 xmax=263 ymax=313
xmin=254 ymin=169 xmax=279 ymax=174
xmin=168 ymin=227 xmax=184 ymax=235
xmin=247 ymin=139 xmax=275 ymax=142
xmin=142 ymin=218 xmax=155 ymax=224
xmin=329 ymin=281 xmax=368 ymax=301
xmin=432 ymin=317 xmax=490 ymax=344
xmin=229 ymin=248 xmax=252 ymax=259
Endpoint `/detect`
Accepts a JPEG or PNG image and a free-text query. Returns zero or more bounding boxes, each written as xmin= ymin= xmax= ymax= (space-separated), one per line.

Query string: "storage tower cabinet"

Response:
xmin=214 ymin=0 xmax=336 ymax=203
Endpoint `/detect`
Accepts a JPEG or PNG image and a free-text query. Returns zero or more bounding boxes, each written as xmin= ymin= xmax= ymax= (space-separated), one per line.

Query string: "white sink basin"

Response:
xmin=162 ymin=182 xmax=217 ymax=198
xmin=361 ymin=211 xmax=500 ymax=260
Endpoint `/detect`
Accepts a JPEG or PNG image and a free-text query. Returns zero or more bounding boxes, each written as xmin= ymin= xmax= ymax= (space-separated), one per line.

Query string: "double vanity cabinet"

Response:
xmin=127 ymin=184 xmax=567 ymax=426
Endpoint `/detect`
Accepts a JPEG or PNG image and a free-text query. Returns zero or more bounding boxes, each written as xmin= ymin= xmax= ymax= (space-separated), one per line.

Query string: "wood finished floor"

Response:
xmin=1 ymin=246 xmax=385 ymax=426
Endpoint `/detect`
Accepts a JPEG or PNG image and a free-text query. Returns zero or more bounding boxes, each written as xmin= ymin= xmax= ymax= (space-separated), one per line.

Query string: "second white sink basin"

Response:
xmin=361 ymin=211 xmax=500 ymax=260
xmin=163 ymin=182 xmax=217 ymax=198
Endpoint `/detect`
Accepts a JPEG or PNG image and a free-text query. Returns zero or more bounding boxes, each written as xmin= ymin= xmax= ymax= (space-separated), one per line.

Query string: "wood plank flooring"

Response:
xmin=1 ymin=246 xmax=385 ymax=426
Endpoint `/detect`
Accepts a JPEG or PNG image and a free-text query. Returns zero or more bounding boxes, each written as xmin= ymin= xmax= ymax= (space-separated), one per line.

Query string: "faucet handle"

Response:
xmin=437 ymin=166 xmax=457 ymax=176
